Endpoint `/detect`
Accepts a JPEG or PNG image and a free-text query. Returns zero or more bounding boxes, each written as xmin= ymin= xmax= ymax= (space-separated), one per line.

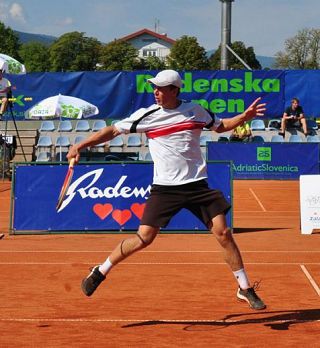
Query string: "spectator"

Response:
xmin=0 ymin=68 xmax=11 ymax=120
xmin=279 ymin=98 xmax=308 ymax=137
xmin=229 ymin=120 xmax=253 ymax=142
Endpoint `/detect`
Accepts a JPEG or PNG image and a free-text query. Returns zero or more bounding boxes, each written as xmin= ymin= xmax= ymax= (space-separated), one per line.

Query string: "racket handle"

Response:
xmin=69 ymin=158 xmax=76 ymax=168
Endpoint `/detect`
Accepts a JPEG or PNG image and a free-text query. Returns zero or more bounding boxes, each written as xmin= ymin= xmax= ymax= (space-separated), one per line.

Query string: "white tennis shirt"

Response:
xmin=114 ymin=101 xmax=222 ymax=186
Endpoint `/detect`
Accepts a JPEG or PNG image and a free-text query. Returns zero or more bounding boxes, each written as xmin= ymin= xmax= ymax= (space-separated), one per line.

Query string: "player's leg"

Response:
xmin=210 ymin=214 xmax=266 ymax=310
xmin=109 ymin=225 xmax=159 ymax=266
xmin=81 ymin=184 xmax=184 ymax=297
xmin=210 ymin=214 xmax=243 ymax=271
xmin=81 ymin=225 xmax=159 ymax=296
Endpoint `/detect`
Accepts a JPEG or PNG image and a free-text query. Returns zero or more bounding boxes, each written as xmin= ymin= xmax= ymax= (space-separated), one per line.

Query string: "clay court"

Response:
xmin=0 ymin=179 xmax=319 ymax=347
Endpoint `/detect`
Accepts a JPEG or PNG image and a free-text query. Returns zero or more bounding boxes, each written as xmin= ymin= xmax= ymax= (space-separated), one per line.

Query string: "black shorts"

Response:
xmin=140 ymin=179 xmax=231 ymax=228
xmin=286 ymin=119 xmax=301 ymax=128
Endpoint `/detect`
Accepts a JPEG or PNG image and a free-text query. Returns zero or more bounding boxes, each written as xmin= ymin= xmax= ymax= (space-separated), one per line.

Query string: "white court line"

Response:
xmin=300 ymin=265 xmax=320 ymax=297
xmin=0 ymin=262 xmax=319 ymax=265
xmin=249 ymin=188 xmax=267 ymax=212
xmin=0 ymin=318 xmax=318 ymax=324
xmin=0 ymin=250 xmax=319 ymax=253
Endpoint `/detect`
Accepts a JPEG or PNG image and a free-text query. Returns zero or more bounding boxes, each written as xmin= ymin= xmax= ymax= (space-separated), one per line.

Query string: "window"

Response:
xmin=143 ymin=38 xmax=158 ymax=42
xmin=143 ymin=49 xmax=157 ymax=57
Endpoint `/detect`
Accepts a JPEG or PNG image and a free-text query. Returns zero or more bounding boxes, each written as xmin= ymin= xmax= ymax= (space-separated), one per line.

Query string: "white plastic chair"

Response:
xmin=36 ymin=151 xmax=51 ymax=162
xmin=36 ymin=135 xmax=53 ymax=148
xmin=57 ymin=120 xmax=73 ymax=132
xmin=288 ymin=134 xmax=303 ymax=142
xmin=271 ymin=135 xmax=285 ymax=142
xmin=75 ymin=120 xmax=91 ymax=132
xmin=127 ymin=134 xmax=142 ymax=147
xmin=55 ymin=135 xmax=71 ymax=148
xmin=306 ymin=135 xmax=320 ymax=143
xmin=250 ymin=119 xmax=265 ymax=131
xmin=200 ymin=135 xmax=212 ymax=146
xmin=92 ymin=120 xmax=107 ymax=132
xmin=39 ymin=120 xmax=55 ymax=132
xmin=109 ymin=136 xmax=124 ymax=147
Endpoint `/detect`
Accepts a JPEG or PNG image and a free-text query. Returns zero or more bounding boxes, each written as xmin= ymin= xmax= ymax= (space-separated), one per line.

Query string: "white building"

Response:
xmin=120 ymin=28 xmax=176 ymax=61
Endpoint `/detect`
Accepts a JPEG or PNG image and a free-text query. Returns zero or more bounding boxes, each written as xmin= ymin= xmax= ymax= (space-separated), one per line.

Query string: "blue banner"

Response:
xmin=12 ymin=161 xmax=232 ymax=233
xmin=7 ymin=69 xmax=320 ymax=121
xmin=207 ymin=142 xmax=319 ymax=180
xmin=4 ymin=70 xmax=289 ymax=120
xmin=284 ymin=70 xmax=320 ymax=116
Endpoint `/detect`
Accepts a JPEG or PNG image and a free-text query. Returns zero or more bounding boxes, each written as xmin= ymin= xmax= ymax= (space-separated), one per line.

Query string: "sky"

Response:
xmin=0 ymin=0 xmax=319 ymax=57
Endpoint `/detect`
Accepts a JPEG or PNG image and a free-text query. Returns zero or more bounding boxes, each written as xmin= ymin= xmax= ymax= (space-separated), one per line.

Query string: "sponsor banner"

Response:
xmin=300 ymin=175 xmax=320 ymax=234
xmin=207 ymin=142 xmax=319 ymax=180
xmin=5 ymin=70 xmax=289 ymax=120
xmin=7 ymin=70 xmax=320 ymax=120
xmin=284 ymin=70 xmax=320 ymax=117
xmin=135 ymin=70 xmax=284 ymax=118
xmin=12 ymin=162 xmax=232 ymax=232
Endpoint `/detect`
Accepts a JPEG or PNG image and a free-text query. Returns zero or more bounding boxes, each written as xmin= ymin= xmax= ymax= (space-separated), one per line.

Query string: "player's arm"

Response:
xmin=67 ymin=125 xmax=121 ymax=163
xmin=215 ymin=97 xmax=266 ymax=133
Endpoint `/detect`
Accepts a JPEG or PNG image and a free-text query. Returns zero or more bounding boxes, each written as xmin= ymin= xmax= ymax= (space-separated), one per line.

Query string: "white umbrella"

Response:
xmin=25 ymin=94 xmax=99 ymax=119
xmin=0 ymin=53 xmax=26 ymax=74
xmin=25 ymin=94 xmax=99 ymax=161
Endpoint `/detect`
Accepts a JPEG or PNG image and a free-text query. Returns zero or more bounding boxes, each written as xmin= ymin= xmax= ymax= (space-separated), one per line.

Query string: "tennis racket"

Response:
xmin=56 ymin=158 xmax=75 ymax=211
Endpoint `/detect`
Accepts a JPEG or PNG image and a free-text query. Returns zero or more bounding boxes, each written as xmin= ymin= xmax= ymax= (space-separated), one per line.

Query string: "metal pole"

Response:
xmin=226 ymin=44 xmax=252 ymax=70
xmin=220 ymin=0 xmax=234 ymax=70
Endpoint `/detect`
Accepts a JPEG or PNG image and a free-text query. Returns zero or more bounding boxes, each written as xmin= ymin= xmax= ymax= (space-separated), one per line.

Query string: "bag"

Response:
xmin=269 ymin=120 xmax=280 ymax=129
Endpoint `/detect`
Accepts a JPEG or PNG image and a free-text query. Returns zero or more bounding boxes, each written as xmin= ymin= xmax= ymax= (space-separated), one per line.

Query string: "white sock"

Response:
xmin=233 ymin=268 xmax=250 ymax=290
xmin=98 ymin=257 xmax=113 ymax=276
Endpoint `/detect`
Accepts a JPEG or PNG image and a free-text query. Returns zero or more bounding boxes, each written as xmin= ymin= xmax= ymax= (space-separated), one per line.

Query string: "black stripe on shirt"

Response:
xmin=130 ymin=107 xmax=161 ymax=133
xmin=204 ymin=110 xmax=216 ymax=129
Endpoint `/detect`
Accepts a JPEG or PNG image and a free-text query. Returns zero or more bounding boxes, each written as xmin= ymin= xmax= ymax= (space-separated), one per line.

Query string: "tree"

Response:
xmin=49 ymin=32 xmax=101 ymax=72
xmin=167 ymin=35 xmax=209 ymax=70
xmin=140 ymin=56 xmax=167 ymax=70
xmin=19 ymin=42 xmax=50 ymax=72
xmin=274 ymin=28 xmax=320 ymax=69
xmin=98 ymin=40 xmax=140 ymax=71
xmin=0 ymin=21 xmax=21 ymax=59
xmin=209 ymin=41 xmax=261 ymax=70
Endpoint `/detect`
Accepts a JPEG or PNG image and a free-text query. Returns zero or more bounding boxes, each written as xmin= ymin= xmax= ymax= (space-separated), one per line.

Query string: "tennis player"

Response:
xmin=67 ymin=69 xmax=266 ymax=310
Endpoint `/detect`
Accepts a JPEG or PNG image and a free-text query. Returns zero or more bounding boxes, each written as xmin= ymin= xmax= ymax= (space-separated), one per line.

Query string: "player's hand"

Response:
xmin=66 ymin=145 xmax=80 ymax=164
xmin=243 ymin=97 xmax=266 ymax=120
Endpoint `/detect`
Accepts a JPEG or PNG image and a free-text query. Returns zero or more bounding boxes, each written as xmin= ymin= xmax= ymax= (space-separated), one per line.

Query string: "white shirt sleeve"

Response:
xmin=113 ymin=108 xmax=147 ymax=134
xmin=194 ymin=104 xmax=222 ymax=130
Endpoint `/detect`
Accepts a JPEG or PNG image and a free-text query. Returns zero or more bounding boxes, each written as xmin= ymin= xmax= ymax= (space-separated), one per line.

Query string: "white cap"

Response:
xmin=147 ymin=69 xmax=182 ymax=88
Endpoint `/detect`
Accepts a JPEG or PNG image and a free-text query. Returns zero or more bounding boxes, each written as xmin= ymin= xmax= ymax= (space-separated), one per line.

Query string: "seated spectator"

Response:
xmin=229 ymin=120 xmax=253 ymax=142
xmin=0 ymin=68 xmax=11 ymax=120
xmin=279 ymin=98 xmax=308 ymax=137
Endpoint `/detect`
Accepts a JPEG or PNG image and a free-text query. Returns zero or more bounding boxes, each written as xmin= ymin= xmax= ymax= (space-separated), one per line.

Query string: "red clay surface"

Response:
xmin=0 ymin=180 xmax=319 ymax=347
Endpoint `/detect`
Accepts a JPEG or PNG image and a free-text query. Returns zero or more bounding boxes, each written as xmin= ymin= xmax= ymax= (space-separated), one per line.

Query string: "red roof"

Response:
xmin=119 ymin=28 xmax=176 ymax=44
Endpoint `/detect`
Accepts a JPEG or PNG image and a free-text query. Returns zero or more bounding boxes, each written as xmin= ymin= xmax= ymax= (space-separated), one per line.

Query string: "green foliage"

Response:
xmin=167 ymin=35 xmax=209 ymax=70
xmin=141 ymin=56 xmax=167 ymax=70
xmin=209 ymin=41 xmax=261 ymax=70
xmin=19 ymin=42 xmax=50 ymax=72
xmin=274 ymin=28 xmax=320 ymax=69
xmin=0 ymin=21 xmax=21 ymax=59
xmin=49 ymin=32 xmax=101 ymax=72
xmin=98 ymin=40 xmax=140 ymax=71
